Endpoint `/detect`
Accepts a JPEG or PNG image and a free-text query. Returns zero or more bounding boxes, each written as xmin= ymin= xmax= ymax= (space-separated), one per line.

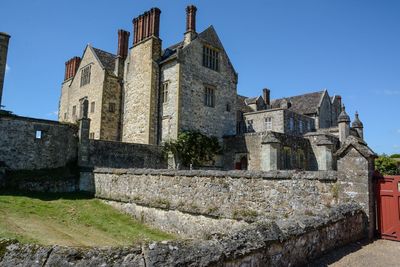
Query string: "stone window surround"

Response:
xmin=204 ymin=84 xmax=216 ymax=108
xmin=202 ymin=44 xmax=219 ymax=72
xmin=161 ymin=81 xmax=169 ymax=104
xmin=80 ymin=64 xmax=92 ymax=87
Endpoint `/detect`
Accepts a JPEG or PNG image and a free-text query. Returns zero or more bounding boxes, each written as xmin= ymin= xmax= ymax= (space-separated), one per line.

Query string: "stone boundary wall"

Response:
xmin=88 ymin=140 xmax=167 ymax=169
xmin=0 ymin=204 xmax=367 ymax=266
xmin=93 ymin=168 xmax=339 ymax=222
xmin=0 ymin=114 xmax=78 ymax=170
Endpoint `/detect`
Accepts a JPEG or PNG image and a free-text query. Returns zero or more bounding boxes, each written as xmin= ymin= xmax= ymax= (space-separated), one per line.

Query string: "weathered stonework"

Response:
xmin=0 ymin=114 xmax=77 ymax=170
xmin=122 ymin=37 xmax=161 ymax=144
xmin=0 ymin=204 xmax=366 ymax=267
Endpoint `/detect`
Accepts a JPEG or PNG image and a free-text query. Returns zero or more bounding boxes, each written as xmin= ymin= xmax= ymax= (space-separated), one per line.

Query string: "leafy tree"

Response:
xmin=390 ymin=154 xmax=400 ymax=158
xmin=163 ymin=131 xmax=221 ymax=168
xmin=375 ymin=156 xmax=399 ymax=175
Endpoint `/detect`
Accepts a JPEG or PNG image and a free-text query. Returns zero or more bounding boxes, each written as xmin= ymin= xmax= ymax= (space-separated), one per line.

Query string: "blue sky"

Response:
xmin=1 ymin=0 xmax=399 ymax=154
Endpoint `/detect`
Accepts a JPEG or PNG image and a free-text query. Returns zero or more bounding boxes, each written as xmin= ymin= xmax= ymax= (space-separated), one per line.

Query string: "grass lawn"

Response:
xmin=0 ymin=192 xmax=174 ymax=247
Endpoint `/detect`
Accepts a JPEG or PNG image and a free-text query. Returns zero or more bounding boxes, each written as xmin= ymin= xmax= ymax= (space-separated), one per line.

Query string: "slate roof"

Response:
xmin=335 ymin=135 xmax=376 ymax=159
xmin=161 ymin=42 xmax=183 ymax=61
xmin=92 ymin=47 xmax=116 ymax=72
xmin=245 ymin=97 xmax=259 ymax=105
xmin=270 ymin=91 xmax=324 ymax=115
xmin=237 ymin=95 xmax=253 ymax=113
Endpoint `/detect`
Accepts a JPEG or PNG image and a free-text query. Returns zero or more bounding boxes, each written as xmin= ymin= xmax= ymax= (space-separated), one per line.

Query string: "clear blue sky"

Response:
xmin=1 ymin=0 xmax=399 ymax=155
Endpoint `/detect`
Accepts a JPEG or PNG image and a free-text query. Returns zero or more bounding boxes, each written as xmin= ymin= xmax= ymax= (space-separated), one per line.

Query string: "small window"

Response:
xmin=283 ymin=147 xmax=292 ymax=169
xmin=90 ymin=101 xmax=95 ymax=113
xmin=204 ymin=86 xmax=215 ymax=107
xmin=265 ymin=117 xmax=272 ymax=131
xmin=80 ymin=65 xmax=91 ymax=87
xmin=35 ymin=130 xmax=42 ymax=139
xmin=226 ymin=103 xmax=231 ymax=112
xmin=161 ymin=82 xmax=168 ymax=104
xmin=299 ymin=121 xmax=303 ymax=133
xmin=89 ymin=132 xmax=95 ymax=139
xmin=202 ymin=45 xmax=219 ymax=71
xmin=289 ymin=117 xmax=294 ymax=131
xmin=246 ymin=119 xmax=254 ymax=132
xmin=109 ymin=103 xmax=116 ymax=113
xmin=72 ymin=105 xmax=77 ymax=116
xmin=64 ymin=113 xmax=67 ymax=120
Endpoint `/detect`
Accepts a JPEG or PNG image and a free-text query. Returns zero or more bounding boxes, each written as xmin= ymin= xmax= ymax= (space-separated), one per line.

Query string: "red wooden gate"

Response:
xmin=376 ymin=175 xmax=400 ymax=241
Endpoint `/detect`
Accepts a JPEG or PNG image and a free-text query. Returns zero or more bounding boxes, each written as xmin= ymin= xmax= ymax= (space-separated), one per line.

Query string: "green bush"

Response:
xmin=375 ymin=156 xmax=399 ymax=175
xmin=163 ymin=131 xmax=221 ymax=168
xmin=390 ymin=154 xmax=400 ymax=158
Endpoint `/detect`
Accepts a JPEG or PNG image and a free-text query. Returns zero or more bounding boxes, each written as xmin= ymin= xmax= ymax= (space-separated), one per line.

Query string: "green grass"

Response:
xmin=0 ymin=192 xmax=174 ymax=247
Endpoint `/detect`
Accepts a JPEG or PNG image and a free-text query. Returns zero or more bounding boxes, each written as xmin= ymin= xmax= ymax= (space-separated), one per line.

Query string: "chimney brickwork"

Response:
xmin=133 ymin=8 xmax=161 ymax=45
xmin=184 ymin=5 xmax=197 ymax=45
xmin=64 ymin=56 xmax=81 ymax=81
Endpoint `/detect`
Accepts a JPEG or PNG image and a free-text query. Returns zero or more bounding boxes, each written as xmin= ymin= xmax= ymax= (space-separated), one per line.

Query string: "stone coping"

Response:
xmin=90 ymin=139 xmax=162 ymax=148
xmin=0 ymin=113 xmax=77 ymax=127
xmin=93 ymin=168 xmax=338 ymax=181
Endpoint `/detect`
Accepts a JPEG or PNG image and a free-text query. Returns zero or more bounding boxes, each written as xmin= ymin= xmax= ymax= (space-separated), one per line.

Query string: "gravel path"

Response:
xmin=308 ymin=239 xmax=400 ymax=267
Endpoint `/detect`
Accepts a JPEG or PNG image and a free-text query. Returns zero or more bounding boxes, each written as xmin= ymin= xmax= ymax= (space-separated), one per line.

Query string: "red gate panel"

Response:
xmin=377 ymin=175 xmax=400 ymax=241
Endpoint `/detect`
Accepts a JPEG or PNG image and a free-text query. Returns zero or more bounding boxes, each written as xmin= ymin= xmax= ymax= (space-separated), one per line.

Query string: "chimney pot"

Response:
xmin=117 ymin=29 xmax=130 ymax=59
xmin=186 ymin=5 xmax=197 ymax=33
xmin=133 ymin=8 xmax=161 ymax=45
xmin=263 ymin=88 xmax=271 ymax=106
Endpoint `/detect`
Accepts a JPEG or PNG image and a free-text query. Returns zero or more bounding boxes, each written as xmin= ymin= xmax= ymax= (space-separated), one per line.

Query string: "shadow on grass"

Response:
xmin=0 ymin=190 xmax=94 ymax=201
xmin=305 ymin=238 xmax=373 ymax=267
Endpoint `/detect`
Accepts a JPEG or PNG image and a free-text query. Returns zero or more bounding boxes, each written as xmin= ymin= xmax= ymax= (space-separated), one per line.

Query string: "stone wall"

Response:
xmin=122 ymin=37 xmax=161 ymax=144
xmin=93 ymin=168 xmax=339 ymax=223
xmin=0 ymin=204 xmax=367 ymax=267
xmin=223 ymin=132 xmax=313 ymax=170
xmin=88 ymin=140 xmax=167 ymax=169
xmin=0 ymin=114 xmax=78 ymax=170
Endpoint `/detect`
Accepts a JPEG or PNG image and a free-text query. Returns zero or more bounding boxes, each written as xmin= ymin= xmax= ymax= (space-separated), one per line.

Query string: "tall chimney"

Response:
xmin=115 ymin=29 xmax=130 ymax=77
xmin=0 ymin=32 xmax=10 ymax=108
xmin=184 ymin=5 xmax=197 ymax=45
xmin=64 ymin=56 xmax=81 ymax=81
xmin=133 ymin=7 xmax=161 ymax=45
xmin=263 ymin=88 xmax=270 ymax=107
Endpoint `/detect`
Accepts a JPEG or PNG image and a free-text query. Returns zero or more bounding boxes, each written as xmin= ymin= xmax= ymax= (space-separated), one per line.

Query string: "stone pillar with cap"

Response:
xmin=338 ymin=104 xmax=350 ymax=143
xmin=316 ymin=136 xmax=334 ymax=170
xmin=351 ymin=111 xmax=364 ymax=140
xmin=261 ymin=132 xmax=281 ymax=171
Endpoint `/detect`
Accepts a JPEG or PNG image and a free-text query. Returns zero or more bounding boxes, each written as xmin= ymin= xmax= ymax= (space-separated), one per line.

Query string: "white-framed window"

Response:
xmin=204 ymin=86 xmax=215 ymax=107
xmin=161 ymin=82 xmax=168 ymax=104
xmin=35 ymin=130 xmax=42 ymax=139
xmin=80 ymin=65 xmax=91 ymax=87
xmin=202 ymin=45 xmax=219 ymax=71
xmin=265 ymin=117 xmax=272 ymax=131
xmin=289 ymin=117 xmax=294 ymax=131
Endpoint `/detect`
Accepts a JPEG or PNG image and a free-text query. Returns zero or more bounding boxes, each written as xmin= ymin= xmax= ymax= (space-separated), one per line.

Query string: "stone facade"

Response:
xmin=0 ymin=32 xmax=10 ymax=108
xmin=0 ymin=114 xmax=78 ymax=170
xmin=59 ymin=46 xmax=123 ymax=141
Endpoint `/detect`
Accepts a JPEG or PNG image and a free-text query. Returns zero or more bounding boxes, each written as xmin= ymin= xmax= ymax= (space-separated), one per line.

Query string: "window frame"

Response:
xmin=80 ymin=65 xmax=91 ymax=87
xmin=202 ymin=45 xmax=220 ymax=72
xmin=265 ymin=117 xmax=272 ymax=131
xmin=161 ymin=81 xmax=169 ymax=104
xmin=204 ymin=85 xmax=216 ymax=108
xmin=90 ymin=101 xmax=95 ymax=113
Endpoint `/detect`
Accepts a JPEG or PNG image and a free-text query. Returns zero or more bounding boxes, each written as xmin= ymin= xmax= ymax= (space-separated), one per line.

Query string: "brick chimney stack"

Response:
xmin=64 ymin=56 xmax=81 ymax=81
xmin=184 ymin=5 xmax=198 ymax=46
xmin=263 ymin=88 xmax=271 ymax=107
xmin=115 ymin=29 xmax=130 ymax=78
xmin=133 ymin=8 xmax=161 ymax=45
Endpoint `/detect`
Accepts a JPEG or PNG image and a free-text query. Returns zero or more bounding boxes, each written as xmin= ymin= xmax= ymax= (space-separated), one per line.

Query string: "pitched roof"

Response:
xmin=161 ymin=42 xmax=183 ymax=61
xmin=92 ymin=47 xmax=116 ymax=72
xmin=270 ymin=91 xmax=325 ymax=115
xmin=335 ymin=135 xmax=376 ymax=159
xmin=237 ymin=95 xmax=253 ymax=113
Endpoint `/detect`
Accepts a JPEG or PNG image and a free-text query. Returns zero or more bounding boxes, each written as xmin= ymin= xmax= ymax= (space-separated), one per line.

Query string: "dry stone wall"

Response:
xmin=93 ymin=168 xmax=339 ymax=222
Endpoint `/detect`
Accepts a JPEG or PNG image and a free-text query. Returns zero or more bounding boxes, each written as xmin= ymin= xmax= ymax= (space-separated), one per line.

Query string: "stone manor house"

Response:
xmin=58 ymin=5 xmax=371 ymax=172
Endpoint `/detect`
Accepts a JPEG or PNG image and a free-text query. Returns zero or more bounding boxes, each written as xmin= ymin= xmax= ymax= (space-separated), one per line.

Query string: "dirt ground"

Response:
xmin=308 ymin=239 xmax=400 ymax=267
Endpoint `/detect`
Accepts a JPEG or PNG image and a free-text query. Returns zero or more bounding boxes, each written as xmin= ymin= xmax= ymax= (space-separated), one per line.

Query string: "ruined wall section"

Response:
xmin=0 ymin=115 xmax=78 ymax=170
xmin=122 ymin=37 xmax=161 ymax=144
